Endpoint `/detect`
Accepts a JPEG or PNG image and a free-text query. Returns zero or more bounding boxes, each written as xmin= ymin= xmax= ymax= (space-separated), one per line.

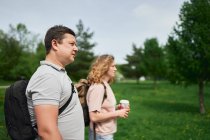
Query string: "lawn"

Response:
xmin=0 ymin=81 xmax=210 ymax=140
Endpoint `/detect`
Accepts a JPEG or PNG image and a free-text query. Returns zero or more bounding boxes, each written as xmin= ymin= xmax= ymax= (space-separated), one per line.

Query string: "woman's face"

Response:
xmin=106 ymin=61 xmax=117 ymax=79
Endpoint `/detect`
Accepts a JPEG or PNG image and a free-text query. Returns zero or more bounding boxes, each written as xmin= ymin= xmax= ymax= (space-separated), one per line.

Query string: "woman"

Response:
xmin=86 ymin=54 xmax=130 ymax=140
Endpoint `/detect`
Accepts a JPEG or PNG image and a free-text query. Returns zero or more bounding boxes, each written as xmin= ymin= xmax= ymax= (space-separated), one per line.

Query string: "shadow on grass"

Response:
xmin=143 ymin=100 xmax=198 ymax=114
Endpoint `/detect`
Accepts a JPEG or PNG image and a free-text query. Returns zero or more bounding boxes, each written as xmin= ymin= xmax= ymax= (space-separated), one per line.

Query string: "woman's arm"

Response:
xmin=89 ymin=108 xmax=130 ymax=123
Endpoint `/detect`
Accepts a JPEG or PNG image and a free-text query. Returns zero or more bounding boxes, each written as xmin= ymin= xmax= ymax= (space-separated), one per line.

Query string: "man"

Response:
xmin=26 ymin=25 xmax=84 ymax=140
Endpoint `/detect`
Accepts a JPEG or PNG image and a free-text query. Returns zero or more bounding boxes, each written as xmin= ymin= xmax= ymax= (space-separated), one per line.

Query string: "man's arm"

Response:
xmin=35 ymin=105 xmax=62 ymax=140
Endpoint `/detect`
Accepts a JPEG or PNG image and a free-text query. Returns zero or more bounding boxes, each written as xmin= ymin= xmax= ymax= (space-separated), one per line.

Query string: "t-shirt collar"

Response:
xmin=40 ymin=60 xmax=65 ymax=71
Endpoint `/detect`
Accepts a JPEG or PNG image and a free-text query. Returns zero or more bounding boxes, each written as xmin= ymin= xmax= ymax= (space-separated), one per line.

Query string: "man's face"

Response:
xmin=56 ymin=33 xmax=78 ymax=66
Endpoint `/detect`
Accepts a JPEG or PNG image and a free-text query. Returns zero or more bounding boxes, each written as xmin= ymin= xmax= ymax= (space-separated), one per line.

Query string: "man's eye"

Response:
xmin=70 ymin=43 xmax=77 ymax=46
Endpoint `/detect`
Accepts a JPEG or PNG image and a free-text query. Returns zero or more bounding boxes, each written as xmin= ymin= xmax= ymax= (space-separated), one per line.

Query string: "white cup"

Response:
xmin=120 ymin=99 xmax=129 ymax=109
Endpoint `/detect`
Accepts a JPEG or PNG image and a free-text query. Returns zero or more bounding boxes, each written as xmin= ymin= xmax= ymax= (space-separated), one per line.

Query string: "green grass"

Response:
xmin=0 ymin=81 xmax=210 ymax=140
xmin=112 ymin=82 xmax=210 ymax=140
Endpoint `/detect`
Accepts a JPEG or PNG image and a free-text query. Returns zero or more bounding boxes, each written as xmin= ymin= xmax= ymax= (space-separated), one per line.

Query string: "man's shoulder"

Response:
xmin=28 ymin=65 xmax=63 ymax=87
xmin=34 ymin=64 xmax=63 ymax=77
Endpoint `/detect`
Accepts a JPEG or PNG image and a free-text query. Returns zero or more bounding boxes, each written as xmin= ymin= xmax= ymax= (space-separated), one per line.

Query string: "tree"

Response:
xmin=166 ymin=0 xmax=210 ymax=114
xmin=66 ymin=20 xmax=96 ymax=81
xmin=143 ymin=38 xmax=165 ymax=87
xmin=0 ymin=23 xmax=39 ymax=80
xmin=8 ymin=23 xmax=38 ymax=52
xmin=0 ymin=30 xmax=22 ymax=80
xmin=121 ymin=43 xmax=146 ymax=82
xmin=35 ymin=42 xmax=45 ymax=62
xmin=164 ymin=37 xmax=184 ymax=84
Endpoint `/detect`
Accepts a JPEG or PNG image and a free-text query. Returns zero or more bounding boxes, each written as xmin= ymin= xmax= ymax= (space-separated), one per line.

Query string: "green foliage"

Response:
xmin=123 ymin=38 xmax=165 ymax=85
xmin=165 ymin=37 xmax=184 ymax=83
xmin=169 ymin=0 xmax=210 ymax=83
xmin=10 ymin=52 xmax=38 ymax=79
xmin=143 ymin=38 xmax=165 ymax=83
xmin=0 ymin=24 xmax=39 ymax=80
xmin=0 ymin=30 xmax=22 ymax=80
xmin=8 ymin=23 xmax=38 ymax=52
xmin=66 ymin=20 xmax=96 ymax=81
xmin=121 ymin=44 xmax=146 ymax=80
xmin=165 ymin=0 xmax=210 ymax=114
xmin=0 ymin=21 xmax=96 ymax=81
xmin=35 ymin=42 xmax=45 ymax=62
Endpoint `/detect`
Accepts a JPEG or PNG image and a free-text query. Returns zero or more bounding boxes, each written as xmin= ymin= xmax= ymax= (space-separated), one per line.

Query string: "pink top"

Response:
xmin=86 ymin=81 xmax=117 ymax=135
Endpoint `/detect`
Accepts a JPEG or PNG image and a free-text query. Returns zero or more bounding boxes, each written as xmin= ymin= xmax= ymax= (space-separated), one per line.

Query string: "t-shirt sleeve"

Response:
xmin=30 ymin=74 xmax=62 ymax=106
xmin=87 ymin=84 xmax=105 ymax=112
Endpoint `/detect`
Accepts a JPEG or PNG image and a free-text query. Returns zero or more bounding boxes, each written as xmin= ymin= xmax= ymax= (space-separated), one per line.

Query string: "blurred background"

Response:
xmin=0 ymin=0 xmax=209 ymax=139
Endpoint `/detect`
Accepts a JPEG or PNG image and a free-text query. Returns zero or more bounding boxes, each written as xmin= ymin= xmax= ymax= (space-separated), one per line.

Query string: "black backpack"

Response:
xmin=75 ymin=79 xmax=107 ymax=126
xmin=4 ymin=80 xmax=74 ymax=140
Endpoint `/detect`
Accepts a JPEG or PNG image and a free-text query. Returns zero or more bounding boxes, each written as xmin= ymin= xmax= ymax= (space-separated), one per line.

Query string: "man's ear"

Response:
xmin=51 ymin=39 xmax=59 ymax=51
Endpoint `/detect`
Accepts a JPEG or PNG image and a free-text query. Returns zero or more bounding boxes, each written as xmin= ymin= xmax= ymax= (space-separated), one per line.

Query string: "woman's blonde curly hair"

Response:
xmin=87 ymin=54 xmax=115 ymax=84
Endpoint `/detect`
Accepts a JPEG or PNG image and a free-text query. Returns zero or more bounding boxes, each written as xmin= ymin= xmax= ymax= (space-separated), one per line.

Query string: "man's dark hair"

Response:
xmin=44 ymin=25 xmax=76 ymax=54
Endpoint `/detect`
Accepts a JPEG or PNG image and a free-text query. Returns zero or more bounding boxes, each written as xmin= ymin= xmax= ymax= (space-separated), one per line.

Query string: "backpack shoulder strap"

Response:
xmin=101 ymin=82 xmax=107 ymax=103
xmin=93 ymin=82 xmax=107 ymax=140
xmin=58 ymin=83 xmax=75 ymax=115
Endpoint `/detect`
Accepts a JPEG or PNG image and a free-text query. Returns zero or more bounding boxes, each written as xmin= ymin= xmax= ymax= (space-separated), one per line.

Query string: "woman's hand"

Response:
xmin=116 ymin=108 xmax=130 ymax=118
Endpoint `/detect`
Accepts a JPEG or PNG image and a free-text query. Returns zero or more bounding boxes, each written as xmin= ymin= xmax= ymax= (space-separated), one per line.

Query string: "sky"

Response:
xmin=0 ymin=0 xmax=186 ymax=64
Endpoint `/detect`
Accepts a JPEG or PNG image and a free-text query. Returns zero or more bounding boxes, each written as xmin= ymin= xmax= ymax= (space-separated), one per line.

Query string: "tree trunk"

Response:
xmin=198 ymin=80 xmax=205 ymax=114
